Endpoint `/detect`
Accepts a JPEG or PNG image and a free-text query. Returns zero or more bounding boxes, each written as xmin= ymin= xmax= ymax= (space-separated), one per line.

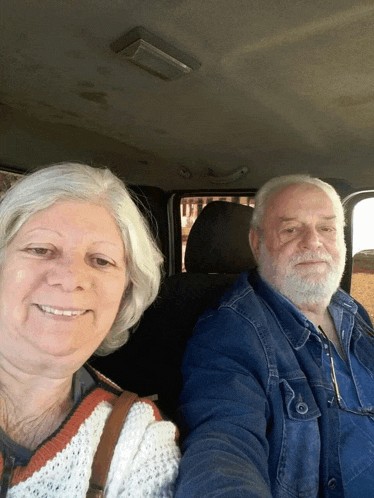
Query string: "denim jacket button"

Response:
xmin=295 ymin=401 xmax=309 ymax=415
xmin=326 ymin=478 xmax=337 ymax=489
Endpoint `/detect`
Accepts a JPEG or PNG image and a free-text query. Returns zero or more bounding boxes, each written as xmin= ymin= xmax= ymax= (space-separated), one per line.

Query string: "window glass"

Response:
xmin=351 ymin=198 xmax=374 ymax=322
xmin=180 ymin=196 xmax=255 ymax=271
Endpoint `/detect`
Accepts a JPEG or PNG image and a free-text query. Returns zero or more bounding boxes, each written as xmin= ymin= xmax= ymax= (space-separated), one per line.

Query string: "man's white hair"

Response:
xmin=251 ymin=174 xmax=345 ymax=230
xmin=252 ymin=174 xmax=346 ymax=307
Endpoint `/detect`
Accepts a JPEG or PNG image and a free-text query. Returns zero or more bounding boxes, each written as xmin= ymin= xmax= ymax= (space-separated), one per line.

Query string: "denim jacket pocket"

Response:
xmin=275 ymin=378 xmax=322 ymax=498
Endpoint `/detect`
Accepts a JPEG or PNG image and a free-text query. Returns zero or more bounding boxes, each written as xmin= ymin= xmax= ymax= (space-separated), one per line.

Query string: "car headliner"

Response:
xmin=1 ymin=0 xmax=374 ymax=190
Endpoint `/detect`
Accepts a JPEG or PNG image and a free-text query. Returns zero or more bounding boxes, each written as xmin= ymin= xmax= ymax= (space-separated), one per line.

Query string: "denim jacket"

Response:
xmin=176 ymin=271 xmax=374 ymax=498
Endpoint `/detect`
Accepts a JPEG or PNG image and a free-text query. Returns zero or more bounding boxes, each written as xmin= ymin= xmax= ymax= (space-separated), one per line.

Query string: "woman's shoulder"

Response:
xmin=83 ymin=366 xmax=180 ymax=455
xmin=107 ymin=398 xmax=180 ymax=497
xmin=124 ymin=397 xmax=179 ymax=443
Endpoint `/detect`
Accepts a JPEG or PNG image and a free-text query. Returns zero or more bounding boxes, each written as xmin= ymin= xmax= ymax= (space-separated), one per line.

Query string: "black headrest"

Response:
xmin=185 ymin=201 xmax=256 ymax=273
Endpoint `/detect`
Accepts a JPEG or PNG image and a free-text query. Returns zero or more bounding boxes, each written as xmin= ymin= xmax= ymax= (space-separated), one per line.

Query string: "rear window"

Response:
xmin=180 ymin=195 xmax=255 ymax=271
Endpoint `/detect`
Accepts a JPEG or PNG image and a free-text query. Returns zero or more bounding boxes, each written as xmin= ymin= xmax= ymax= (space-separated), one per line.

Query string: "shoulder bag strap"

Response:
xmin=86 ymin=390 xmax=139 ymax=498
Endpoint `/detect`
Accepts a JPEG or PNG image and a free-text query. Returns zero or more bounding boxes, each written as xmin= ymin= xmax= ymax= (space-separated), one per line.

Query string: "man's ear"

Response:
xmin=249 ymin=227 xmax=261 ymax=261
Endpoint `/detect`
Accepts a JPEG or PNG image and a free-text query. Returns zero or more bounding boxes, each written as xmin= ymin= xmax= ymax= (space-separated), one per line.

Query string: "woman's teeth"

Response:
xmin=38 ymin=305 xmax=86 ymax=317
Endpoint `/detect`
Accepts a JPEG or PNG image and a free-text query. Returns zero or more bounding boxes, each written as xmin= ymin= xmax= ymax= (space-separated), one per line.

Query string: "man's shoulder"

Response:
xmin=196 ymin=270 xmax=278 ymax=329
xmin=333 ymin=287 xmax=373 ymax=327
xmin=333 ymin=287 xmax=368 ymax=316
xmin=213 ymin=270 xmax=261 ymax=310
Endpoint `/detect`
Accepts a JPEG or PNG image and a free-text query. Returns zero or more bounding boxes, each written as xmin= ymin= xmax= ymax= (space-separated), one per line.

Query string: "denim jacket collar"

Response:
xmin=250 ymin=272 xmax=359 ymax=351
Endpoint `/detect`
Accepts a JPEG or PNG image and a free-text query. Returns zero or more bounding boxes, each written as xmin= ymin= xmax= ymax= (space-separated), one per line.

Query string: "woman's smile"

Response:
xmin=0 ymin=201 xmax=128 ymax=363
xmin=35 ymin=304 xmax=90 ymax=317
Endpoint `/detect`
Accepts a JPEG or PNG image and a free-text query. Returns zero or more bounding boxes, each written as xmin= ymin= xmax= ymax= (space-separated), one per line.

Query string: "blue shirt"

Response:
xmin=176 ymin=271 xmax=374 ymax=498
xmin=321 ymin=299 xmax=374 ymax=498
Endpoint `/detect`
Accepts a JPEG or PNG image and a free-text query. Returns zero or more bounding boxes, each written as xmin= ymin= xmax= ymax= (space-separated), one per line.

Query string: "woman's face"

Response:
xmin=0 ymin=201 xmax=128 ymax=374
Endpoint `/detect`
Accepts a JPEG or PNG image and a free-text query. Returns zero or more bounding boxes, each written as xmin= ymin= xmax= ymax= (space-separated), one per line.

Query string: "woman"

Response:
xmin=0 ymin=163 xmax=180 ymax=497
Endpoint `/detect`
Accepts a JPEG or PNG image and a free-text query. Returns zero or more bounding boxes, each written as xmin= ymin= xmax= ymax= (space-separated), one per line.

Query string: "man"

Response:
xmin=176 ymin=175 xmax=374 ymax=498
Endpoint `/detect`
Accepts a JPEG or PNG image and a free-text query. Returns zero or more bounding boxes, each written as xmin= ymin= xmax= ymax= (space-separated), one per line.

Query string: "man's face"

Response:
xmin=250 ymin=183 xmax=346 ymax=307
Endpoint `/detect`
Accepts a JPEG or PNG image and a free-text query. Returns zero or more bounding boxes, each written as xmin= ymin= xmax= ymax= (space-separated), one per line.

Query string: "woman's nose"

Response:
xmin=46 ymin=258 xmax=93 ymax=291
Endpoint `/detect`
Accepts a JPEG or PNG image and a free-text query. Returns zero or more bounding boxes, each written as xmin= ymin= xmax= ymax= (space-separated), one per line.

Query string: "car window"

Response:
xmin=351 ymin=197 xmax=374 ymax=323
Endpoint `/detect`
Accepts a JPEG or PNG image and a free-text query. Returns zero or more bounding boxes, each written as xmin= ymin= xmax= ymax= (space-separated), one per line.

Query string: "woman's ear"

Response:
xmin=249 ymin=227 xmax=261 ymax=262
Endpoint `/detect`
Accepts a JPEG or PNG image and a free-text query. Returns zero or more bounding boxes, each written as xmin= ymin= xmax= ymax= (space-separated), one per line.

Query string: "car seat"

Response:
xmin=90 ymin=201 xmax=256 ymax=420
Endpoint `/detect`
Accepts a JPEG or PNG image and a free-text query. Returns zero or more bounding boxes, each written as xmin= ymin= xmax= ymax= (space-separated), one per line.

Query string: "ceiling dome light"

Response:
xmin=111 ymin=26 xmax=201 ymax=81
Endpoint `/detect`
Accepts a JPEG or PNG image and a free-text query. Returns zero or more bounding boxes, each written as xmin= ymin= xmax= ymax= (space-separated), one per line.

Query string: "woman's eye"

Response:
xmin=26 ymin=247 xmax=52 ymax=256
xmin=94 ymin=257 xmax=113 ymax=267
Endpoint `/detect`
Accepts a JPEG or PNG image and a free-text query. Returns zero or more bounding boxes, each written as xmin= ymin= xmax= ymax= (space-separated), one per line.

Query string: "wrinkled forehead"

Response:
xmin=264 ymin=183 xmax=341 ymax=226
xmin=13 ymin=200 xmax=125 ymax=246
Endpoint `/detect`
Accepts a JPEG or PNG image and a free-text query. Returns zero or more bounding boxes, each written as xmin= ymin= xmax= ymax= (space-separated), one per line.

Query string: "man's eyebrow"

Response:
xmin=279 ymin=217 xmax=297 ymax=223
xmin=278 ymin=215 xmax=337 ymax=223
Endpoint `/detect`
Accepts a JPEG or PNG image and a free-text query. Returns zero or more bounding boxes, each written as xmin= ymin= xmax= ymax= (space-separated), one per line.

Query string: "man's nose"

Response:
xmin=300 ymin=226 xmax=322 ymax=250
xmin=46 ymin=258 xmax=93 ymax=291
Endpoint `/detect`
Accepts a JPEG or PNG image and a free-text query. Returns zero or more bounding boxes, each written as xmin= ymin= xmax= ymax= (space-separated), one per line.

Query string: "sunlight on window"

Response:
xmin=351 ymin=198 xmax=374 ymax=323
xmin=352 ymin=198 xmax=374 ymax=256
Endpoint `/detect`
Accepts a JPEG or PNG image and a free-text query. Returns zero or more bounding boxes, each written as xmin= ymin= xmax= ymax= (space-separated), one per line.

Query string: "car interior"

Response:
xmin=1 ymin=0 xmax=374 ymax=421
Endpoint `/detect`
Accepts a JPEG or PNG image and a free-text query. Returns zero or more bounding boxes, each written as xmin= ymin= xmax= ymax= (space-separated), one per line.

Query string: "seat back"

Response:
xmin=90 ymin=201 xmax=256 ymax=420
xmin=185 ymin=200 xmax=256 ymax=273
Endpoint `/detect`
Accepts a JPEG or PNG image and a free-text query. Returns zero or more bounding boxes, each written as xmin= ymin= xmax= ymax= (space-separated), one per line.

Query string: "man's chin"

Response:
xmin=293 ymin=273 xmax=332 ymax=286
xmin=257 ymin=246 xmax=345 ymax=305
xmin=292 ymin=263 xmax=331 ymax=278
xmin=278 ymin=274 xmax=340 ymax=306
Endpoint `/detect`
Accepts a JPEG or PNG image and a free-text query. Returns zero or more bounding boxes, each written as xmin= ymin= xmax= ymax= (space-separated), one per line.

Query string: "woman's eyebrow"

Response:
xmin=90 ymin=240 xmax=124 ymax=250
xmin=24 ymin=227 xmax=63 ymax=237
xmin=24 ymin=229 xmax=122 ymax=244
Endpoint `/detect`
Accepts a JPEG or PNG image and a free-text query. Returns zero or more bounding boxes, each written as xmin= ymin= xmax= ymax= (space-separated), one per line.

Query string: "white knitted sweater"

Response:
xmin=3 ymin=384 xmax=180 ymax=497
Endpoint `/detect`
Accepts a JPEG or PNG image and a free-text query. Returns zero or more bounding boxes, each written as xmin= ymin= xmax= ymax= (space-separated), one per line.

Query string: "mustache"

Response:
xmin=289 ymin=251 xmax=334 ymax=265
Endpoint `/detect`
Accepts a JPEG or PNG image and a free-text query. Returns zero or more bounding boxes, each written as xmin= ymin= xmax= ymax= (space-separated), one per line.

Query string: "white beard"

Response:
xmin=257 ymin=243 xmax=346 ymax=307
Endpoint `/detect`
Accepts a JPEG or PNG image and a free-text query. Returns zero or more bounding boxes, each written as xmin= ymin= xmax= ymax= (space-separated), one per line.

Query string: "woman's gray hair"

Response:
xmin=0 ymin=163 xmax=163 ymax=356
xmin=251 ymin=174 xmax=345 ymax=230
